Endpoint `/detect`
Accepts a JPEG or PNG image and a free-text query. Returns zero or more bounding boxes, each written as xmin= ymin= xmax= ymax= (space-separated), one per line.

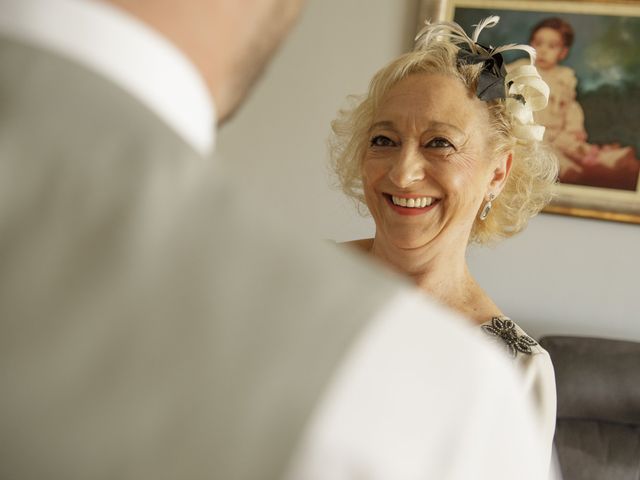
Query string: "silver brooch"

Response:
xmin=482 ymin=317 xmax=537 ymax=358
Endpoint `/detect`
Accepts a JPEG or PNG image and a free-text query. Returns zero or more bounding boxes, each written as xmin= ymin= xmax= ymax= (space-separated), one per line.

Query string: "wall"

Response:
xmin=217 ymin=0 xmax=418 ymax=240
xmin=217 ymin=0 xmax=640 ymax=341
xmin=467 ymin=215 xmax=639 ymax=341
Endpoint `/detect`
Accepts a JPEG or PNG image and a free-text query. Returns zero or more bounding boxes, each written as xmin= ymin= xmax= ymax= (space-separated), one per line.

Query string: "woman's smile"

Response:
xmin=383 ymin=193 xmax=440 ymax=216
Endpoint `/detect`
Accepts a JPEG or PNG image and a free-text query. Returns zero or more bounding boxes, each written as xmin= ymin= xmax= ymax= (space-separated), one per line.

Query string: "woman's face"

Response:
xmin=361 ymin=73 xmax=504 ymax=250
xmin=531 ymin=27 xmax=568 ymax=70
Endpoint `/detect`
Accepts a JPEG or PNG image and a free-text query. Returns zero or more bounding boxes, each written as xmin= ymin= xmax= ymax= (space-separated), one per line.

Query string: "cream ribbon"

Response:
xmin=505 ymin=65 xmax=550 ymax=141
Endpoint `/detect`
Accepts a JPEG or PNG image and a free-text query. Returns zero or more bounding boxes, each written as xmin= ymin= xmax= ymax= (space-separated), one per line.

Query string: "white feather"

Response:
xmin=492 ymin=44 xmax=537 ymax=64
xmin=415 ymin=20 xmax=477 ymax=53
xmin=471 ymin=15 xmax=500 ymax=43
xmin=415 ymin=16 xmax=537 ymax=65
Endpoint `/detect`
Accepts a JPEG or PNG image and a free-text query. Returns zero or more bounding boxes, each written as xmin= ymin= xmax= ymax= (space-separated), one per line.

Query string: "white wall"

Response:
xmin=217 ymin=0 xmax=640 ymax=341
xmin=217 ymin=0 xmax=419 ymax=240
xmin=467 ymin=215 xmax=639 ymax=341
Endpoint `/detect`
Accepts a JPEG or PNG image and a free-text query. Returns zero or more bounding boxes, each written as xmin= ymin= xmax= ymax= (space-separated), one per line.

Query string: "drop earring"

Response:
xmin=479 ymin=193 xmax=495 ymax=221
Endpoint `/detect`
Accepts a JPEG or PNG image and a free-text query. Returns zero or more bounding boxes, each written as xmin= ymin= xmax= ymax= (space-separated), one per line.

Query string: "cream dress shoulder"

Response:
xmin=479 ymin=317 xmax=557 ymax=455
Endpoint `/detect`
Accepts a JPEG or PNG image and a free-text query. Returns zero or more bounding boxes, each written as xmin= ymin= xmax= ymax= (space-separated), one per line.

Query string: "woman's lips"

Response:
xmin=384 ymin=194 xmax=439 ymax=216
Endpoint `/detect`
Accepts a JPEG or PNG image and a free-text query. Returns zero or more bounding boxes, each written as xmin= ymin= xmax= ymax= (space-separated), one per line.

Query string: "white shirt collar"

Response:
xmin=0 ymin=0 xmax=216 ymax=156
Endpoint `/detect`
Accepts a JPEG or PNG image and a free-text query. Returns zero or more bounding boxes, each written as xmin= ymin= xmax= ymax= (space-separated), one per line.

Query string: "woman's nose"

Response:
xmin=388 ymin=147 xmax=425 ymax=188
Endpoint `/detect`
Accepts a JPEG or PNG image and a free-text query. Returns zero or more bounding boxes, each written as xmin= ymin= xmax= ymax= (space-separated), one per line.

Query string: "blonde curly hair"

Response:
xmin=330 ymin=20 xmax=558 ymax=245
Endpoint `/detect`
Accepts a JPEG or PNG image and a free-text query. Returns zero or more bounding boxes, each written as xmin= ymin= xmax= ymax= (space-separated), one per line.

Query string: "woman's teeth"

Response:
xmin=391 ymin=195 xmax=434 ymax=208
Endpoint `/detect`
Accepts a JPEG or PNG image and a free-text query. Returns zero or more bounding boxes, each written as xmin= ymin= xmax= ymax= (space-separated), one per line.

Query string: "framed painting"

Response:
xmin=418 ymin=0 xmax=640 ymax=224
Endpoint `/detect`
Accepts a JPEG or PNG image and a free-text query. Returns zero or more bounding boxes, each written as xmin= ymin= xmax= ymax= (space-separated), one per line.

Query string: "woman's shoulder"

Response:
xmin=479 ymin=316 xmax=548 ymax=359
xmin=479 ymin=316 xmax=556 ymax=456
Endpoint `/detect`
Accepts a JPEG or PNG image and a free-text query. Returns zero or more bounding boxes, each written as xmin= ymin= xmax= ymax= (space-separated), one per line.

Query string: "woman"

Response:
xmin=331 ymin=17 xmax=558 ymax=457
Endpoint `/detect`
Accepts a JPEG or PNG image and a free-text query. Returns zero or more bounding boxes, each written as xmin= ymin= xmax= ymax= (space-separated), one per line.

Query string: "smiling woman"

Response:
xmin=361 ymin=72 xmax=497 ymax=252
xmin=331 ymin=25 xmax=557 ymax=245
xmin=330 ymin=17 xmax=558 ymax=467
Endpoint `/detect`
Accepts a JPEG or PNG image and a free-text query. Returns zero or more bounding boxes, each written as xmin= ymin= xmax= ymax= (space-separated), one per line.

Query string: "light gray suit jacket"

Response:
xmin=0 ymin=37 xmax=402 ymax=479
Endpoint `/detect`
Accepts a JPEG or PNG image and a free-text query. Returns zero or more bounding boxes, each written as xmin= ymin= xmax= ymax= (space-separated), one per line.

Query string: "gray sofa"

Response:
xmin=539 ymin=336 xmax=640 ymax=480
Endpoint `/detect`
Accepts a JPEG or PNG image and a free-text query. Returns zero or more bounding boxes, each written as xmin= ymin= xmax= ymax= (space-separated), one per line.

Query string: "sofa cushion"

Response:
xmin=539 ymin=336 xmax=640 ymax=424
xmin=540 ymin=336 xmax=640 ymax=480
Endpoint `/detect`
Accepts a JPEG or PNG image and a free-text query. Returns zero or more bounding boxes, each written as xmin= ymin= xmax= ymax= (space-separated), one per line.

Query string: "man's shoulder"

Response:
xmin=284 ymin=288 xmax=547 ymax=480
xmin=185 ymin=181 xmax=517 ymax=374
xmin=196 ymin=179 xmax=406 ymax=302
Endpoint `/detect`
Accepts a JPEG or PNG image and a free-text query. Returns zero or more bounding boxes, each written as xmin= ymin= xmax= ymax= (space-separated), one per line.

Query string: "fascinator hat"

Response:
xmin=414 ymin=16 xmax=549 ymax=142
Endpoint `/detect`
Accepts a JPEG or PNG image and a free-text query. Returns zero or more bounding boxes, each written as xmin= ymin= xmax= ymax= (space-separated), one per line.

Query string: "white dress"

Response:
xmin=480 ymin=317 xmax=557 ymax=463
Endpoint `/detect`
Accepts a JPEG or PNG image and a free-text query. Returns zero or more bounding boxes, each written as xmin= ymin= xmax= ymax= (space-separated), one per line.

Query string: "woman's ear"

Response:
xmin=488 ymin=152 xmax=512 ymax=196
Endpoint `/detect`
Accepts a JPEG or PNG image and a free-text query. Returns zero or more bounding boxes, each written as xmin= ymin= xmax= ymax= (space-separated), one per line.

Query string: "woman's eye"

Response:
xmin=370 ymin=135 xmax=395 ymax=147
xmin=426 ymin=137 xmax=453 ymax=149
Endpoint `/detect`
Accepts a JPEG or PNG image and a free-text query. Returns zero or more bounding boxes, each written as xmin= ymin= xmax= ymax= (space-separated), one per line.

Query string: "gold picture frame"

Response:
xmin=418 ymin=0 xmax=640 ymax=224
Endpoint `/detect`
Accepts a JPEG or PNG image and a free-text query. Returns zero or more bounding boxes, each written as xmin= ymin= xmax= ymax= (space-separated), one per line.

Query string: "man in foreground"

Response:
xmin=0 ymin=1 xmax=551 ymax=478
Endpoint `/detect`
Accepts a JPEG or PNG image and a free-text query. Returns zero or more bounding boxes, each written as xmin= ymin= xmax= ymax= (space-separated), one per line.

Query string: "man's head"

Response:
xmin=107 ymin=0 xmax=305 ymax=124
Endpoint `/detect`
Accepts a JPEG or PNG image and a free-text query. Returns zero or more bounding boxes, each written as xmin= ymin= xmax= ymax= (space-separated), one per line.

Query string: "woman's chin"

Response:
xmin=375 ymin=223 xmax=438 ymax=251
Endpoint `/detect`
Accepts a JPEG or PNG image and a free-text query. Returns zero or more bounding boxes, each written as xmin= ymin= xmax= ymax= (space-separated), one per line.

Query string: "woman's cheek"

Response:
xmin=362 ymin=156 xmax=387 ymax=184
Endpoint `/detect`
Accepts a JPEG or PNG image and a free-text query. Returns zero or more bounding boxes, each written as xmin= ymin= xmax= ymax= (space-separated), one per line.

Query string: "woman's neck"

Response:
xmin=354 ymin=234 xmax=499 ymax=324
xmin=371 ymin=234 xmax=468 ymax=293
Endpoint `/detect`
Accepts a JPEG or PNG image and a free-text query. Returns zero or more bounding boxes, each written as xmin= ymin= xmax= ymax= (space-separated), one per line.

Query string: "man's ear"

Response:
xmin=488 ymin=152 xmax=512 ymax=195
